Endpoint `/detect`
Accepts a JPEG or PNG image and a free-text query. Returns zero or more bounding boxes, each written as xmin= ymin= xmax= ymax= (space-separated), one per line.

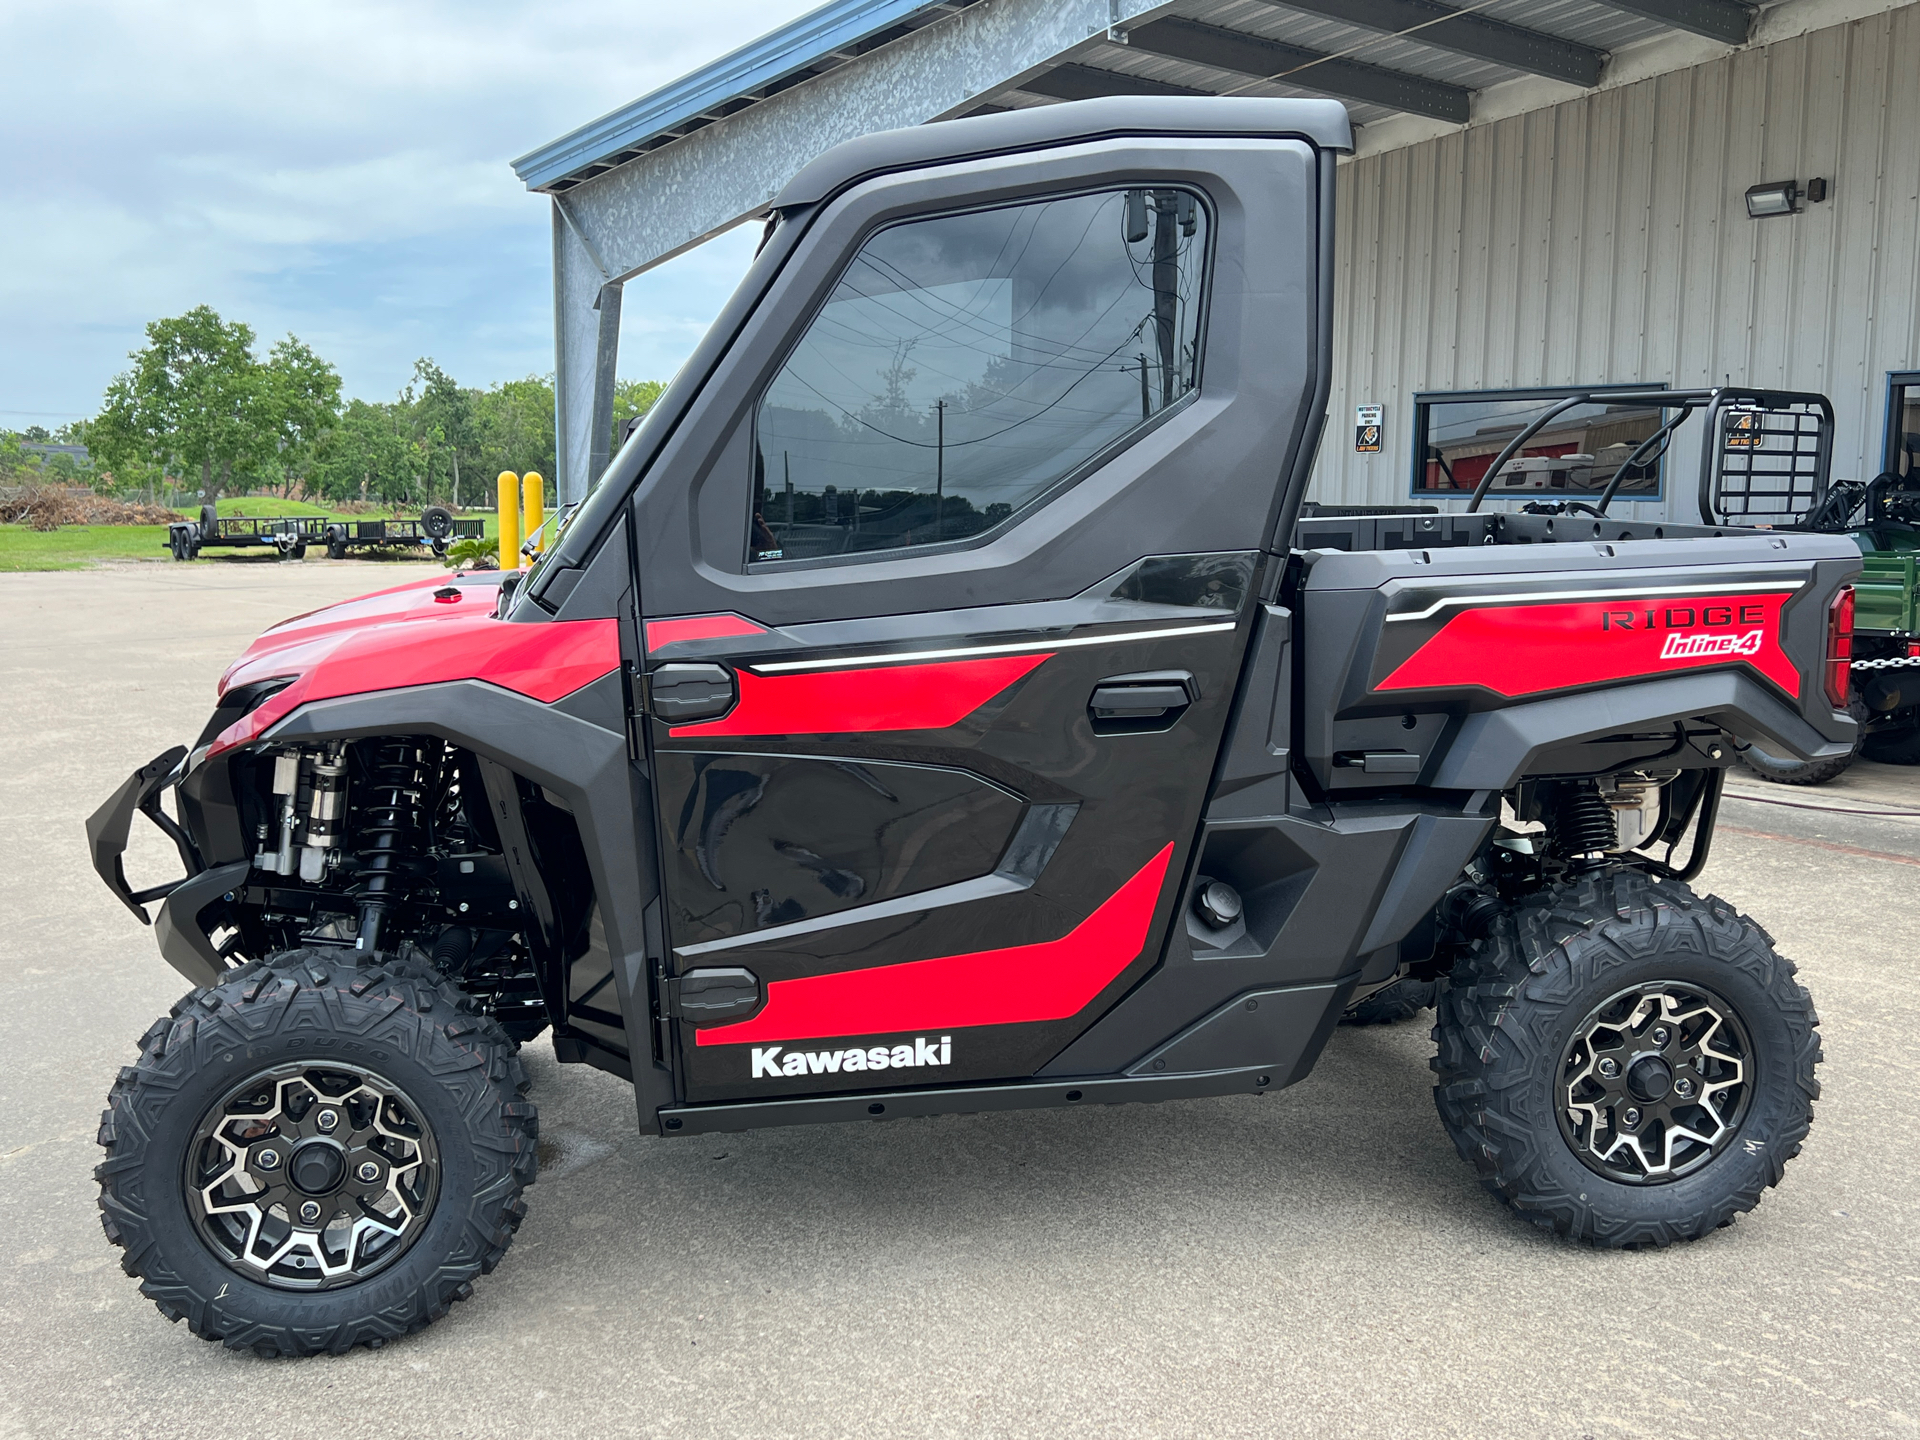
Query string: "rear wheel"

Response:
xmin=1432 ymin=870 xmax=1819 ymax=1247
xmin=1342 ymin=977 xmax=1436 ymax=1025
xmin=1863 ymin=716 xmax=1920 ymax=765
xmin=96 ymin=949 xmax=538 ymax=1355
xmin=1738 ymin=738 xmax=1857 ymax=785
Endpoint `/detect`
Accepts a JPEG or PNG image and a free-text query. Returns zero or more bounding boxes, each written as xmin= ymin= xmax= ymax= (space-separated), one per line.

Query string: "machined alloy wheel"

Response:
xmin=97 ymin=949 xmax=537 ymax=1356
xmin=1432 ymin=870 xmax=1819 ymax=1247
xmin=1556 ymin=983 xmax=1752 ymax=1184
xmin=186 ymin=1061 xmax=441 ymax=1289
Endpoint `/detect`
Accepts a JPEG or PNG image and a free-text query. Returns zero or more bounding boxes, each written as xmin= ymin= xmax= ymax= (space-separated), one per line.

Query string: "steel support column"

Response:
xmin=552 ymin=202 xmax=626 ymax=505
xmin=545 ymin=0 xmax=1180 ymax=503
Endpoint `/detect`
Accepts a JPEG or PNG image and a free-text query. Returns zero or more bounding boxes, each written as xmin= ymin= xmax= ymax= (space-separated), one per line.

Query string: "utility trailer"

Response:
xmin=166 ymin=508 xmax=324 ymax=561
xmin=320 ymin=506 xmax=479 ymax=559
xmin=88 ymin=97 xmax=1859 ymax=1358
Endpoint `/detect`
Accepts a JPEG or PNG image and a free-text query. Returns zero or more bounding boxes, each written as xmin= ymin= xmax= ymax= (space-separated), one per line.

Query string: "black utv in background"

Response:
xmin=90 ymin=97 xmax=1854 ymax=1356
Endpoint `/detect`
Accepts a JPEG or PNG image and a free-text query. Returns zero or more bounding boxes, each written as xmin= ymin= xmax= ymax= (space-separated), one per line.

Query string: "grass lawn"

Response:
xmin=2 ymin=514 xmax=501 ymax=572
xmin=0 ymin=525 xmax=173 ymax=571
xmin=171 ymin=496 xmax=334 ymax=519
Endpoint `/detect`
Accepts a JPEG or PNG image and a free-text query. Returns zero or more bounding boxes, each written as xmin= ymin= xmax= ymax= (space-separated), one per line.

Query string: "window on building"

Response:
xmin=750 ymin=187 xmax=1209 ymax=564
xmin=1883 ymin=371 xmax=1920 ymax=479
xmin=1411 ymin=385 xmax=1669 ymax=499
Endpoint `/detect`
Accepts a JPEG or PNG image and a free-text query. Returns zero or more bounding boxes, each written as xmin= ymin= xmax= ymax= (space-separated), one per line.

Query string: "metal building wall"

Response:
xmin=1314 ymin=5 xmax=1920 ymax=519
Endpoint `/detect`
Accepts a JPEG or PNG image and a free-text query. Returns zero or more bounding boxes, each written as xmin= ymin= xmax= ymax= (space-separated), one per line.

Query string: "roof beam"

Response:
xmin=1017 ymin=62 xmax=1212 ymax=101
xmin=1254 ymin=0 xmax=1605 ymax=88
xmin=1123 ymin=16 xmax=1470 ymax=122
xmin=1589 ymin=0 xmax=1753 ymax=45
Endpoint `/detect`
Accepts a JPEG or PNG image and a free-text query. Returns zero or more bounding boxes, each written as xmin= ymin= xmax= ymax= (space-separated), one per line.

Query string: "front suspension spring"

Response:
xmin=352 ymin=739 xmax=429 ymax=953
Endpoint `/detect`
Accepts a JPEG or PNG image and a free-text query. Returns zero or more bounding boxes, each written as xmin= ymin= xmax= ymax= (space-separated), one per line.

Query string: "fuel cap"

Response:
xmin=1194 ymin=878 xmax=1243 ymax=930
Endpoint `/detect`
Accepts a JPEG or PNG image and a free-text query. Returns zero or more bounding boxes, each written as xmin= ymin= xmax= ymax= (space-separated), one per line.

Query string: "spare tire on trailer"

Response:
xmin=422 ymin=505 xmax=455 ymax=541
xmin=198 ymin=504 xmax=218 ymax=539
xmin=325 ymin=523 xmax=348 ymax=561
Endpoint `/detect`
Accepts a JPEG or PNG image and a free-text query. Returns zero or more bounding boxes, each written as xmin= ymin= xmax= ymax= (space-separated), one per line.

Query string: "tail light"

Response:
xmin=1825 ymin=585 xmax=1855 ymax=709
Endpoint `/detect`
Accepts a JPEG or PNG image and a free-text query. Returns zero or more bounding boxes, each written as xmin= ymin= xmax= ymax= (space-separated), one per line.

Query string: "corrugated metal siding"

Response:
xmin=1313 ymin=6 xmax=1920 ymax=518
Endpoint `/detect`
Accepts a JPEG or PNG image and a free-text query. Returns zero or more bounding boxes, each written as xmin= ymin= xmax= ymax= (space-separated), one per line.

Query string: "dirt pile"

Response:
xmin=0 ymin=486 xmax=181 ymax=531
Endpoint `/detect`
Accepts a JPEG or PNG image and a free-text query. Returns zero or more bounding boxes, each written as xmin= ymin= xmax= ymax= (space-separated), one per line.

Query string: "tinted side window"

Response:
xmin=751 ymin=188 xmax=1208 ymax=564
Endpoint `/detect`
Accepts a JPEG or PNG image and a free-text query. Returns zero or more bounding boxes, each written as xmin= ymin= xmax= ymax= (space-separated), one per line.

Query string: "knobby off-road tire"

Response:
xmin=96 ymin=948 xmax=538 ymax=1356
xmin=1862 ymin=719 xmax=1920 ymax=765
xmin=1432 ymin=871 xmax=1820 ymax=1248
xmin=1738 ymin=739 xmax=1857 ymax=786
xmin=1342 ymin=977 xmax=1437 ymax=1026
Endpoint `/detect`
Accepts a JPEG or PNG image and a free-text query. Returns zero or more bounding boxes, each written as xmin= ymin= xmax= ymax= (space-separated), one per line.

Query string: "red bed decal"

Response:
xmin=695 ymin=843 xmax=1175 ymax=1046
xmin=1378 ymin=591 xmax=1800 ymax=698
xmin=645 ymin=613 xmax=769 ymax=649
xmin=668 ymin=652 xmax=1051 ymax=738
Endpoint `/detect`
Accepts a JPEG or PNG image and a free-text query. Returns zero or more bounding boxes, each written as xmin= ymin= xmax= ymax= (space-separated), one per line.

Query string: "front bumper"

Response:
xmin=86 ymin=745 xmax=238 ymax=989
xmin=85 ymin=745 xmax=192 ymax=923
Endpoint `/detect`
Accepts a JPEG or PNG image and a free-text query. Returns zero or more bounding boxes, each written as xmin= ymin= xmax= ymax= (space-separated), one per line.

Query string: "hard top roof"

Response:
xmin=772 ymin=95 xmax=1352 ymax=208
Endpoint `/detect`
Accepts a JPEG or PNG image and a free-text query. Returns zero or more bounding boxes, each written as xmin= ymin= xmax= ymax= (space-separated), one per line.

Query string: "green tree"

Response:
xmin=310 ymin=399 xmax=418 ymax=505
xmin=474 ymin=375 xmax=557 ymax=506
xmin=410 ymin=358 xmax=478 ymax=507
xmin=612 ymin=378 xmax=665 ymax=453
xmin=91 ymin=306 xmax=340 ymax=511
xmin=264 ymin=334 xmax=344 ymax=492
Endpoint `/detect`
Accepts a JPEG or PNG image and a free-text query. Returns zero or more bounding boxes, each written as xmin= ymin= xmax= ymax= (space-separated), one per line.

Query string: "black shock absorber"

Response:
xmin=352 ymin=739 xmax=428 ymax=954
xmin=1547 ymin=780 xmax=1617 ymax=873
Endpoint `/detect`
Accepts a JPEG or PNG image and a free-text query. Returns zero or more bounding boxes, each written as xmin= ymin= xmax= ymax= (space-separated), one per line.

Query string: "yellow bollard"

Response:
xmin=520 ymin=471 xmax=545 ymax=566
xmin=496 ymin=472 xmax=519 ymax=572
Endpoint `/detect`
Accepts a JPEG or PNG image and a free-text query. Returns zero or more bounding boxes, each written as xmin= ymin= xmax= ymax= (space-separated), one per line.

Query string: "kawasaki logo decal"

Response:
xmin=1659 ymin=629 xmax=1764 ymax=660
xmin=751 ymin=1036 xmax=951 ymax=1079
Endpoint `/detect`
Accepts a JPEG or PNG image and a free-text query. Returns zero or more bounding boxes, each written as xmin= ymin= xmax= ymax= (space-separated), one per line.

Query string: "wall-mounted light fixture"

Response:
xmin=1746 ymin=178 xmax=1830 ymax=218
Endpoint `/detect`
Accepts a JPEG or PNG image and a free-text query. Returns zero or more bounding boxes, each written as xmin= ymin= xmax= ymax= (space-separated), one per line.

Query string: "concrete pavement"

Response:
xmin=3 ymin=560 xmax=1917 ymax=1439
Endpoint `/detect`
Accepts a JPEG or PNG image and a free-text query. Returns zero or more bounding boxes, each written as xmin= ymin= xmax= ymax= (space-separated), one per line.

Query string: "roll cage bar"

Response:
xmin=1461 ymin=387 xmax=1835 ymax=525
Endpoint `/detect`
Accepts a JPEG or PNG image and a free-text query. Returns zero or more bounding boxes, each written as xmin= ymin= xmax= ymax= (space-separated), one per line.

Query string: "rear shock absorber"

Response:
xmin=1547 ymin=780 xmax=1618 ymax=873
xmin=352 ymin=739 xmax=428 ymax=954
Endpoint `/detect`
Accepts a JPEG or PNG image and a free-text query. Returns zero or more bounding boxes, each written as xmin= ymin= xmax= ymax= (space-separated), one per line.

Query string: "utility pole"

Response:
xmin=1138 ymin=353 xmax=1151 ymax=419
xmin=934 ymin=399 xmax=945 ymax=540
xmin=784 ymin=450 xmax=794 ymax=532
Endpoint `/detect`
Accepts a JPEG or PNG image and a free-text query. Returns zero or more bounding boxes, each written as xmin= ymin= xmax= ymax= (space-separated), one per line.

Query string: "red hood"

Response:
xmin=206 ymin=572 xmax=620 ymax=757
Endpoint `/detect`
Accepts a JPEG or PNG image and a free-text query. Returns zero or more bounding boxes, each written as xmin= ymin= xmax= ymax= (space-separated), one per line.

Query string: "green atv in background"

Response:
xmin=1742 ymin=372 xmax=1920 ymax=784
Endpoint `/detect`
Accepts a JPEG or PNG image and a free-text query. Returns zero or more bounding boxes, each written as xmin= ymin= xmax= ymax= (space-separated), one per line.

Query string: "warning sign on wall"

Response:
xmin=1355 ymin=403 xmax=1384 ymax=453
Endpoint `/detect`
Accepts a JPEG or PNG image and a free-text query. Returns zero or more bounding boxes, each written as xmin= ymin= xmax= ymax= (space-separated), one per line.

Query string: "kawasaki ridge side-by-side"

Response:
xmin=89 ymin=99 xmax=1855 ymax=1356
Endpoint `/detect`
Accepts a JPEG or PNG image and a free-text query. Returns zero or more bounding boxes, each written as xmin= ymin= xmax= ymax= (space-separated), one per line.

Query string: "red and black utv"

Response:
xmin=89 ymin=97 xmax=1856 ymax=1356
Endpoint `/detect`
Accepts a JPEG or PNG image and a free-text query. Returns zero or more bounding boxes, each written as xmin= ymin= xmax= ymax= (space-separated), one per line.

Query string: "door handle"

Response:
xmin=1088 ymin=671 xmax=1195 ymax=733
xmin=649 ymin=663 xmax=736 ymax=722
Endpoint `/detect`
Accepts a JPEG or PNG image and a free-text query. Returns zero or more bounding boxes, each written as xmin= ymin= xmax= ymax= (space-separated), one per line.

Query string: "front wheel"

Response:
xmin=95 ymin=950 xmax=538 ymax=1355
xmin=1432 ymin=871 xmax=1820 ymax=1247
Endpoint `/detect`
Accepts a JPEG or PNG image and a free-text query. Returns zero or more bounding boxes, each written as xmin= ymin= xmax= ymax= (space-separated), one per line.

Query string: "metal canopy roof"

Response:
xmin=513 ymin=0 xmax=1754 ymax=193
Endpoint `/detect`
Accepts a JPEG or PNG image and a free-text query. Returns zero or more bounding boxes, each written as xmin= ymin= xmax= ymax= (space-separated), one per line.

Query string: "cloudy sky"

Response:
xmin=0 ymin=0 xmax=823 ymax=426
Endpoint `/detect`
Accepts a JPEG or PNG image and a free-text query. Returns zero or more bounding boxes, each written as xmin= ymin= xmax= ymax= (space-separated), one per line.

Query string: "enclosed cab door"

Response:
xmin=623 ymin=100 xmax=1342 ymax=1104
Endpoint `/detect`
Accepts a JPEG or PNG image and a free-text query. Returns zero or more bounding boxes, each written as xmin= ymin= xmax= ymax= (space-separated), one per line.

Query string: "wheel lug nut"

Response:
xmin=298 ymin=1201 xmax=322 ymax=1225
xmin=357 ymin=1161 xmax=381 ymax=1182
xmin=1597 ymin=1058 xmax=1620 ymax=1078
xmin=316 ymin=1109 xmax=339 ymax=1133
xmin=256 ymin=1149 xmax=281 ymax=1170
xmin=1651 ymin=1027 xmax=1670 ymax=1047
xmin=1675 ymin=1077 xmax=1695 ymax=1098
xmin=1622 ymin=1107 xmax=1641 ymax=1128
